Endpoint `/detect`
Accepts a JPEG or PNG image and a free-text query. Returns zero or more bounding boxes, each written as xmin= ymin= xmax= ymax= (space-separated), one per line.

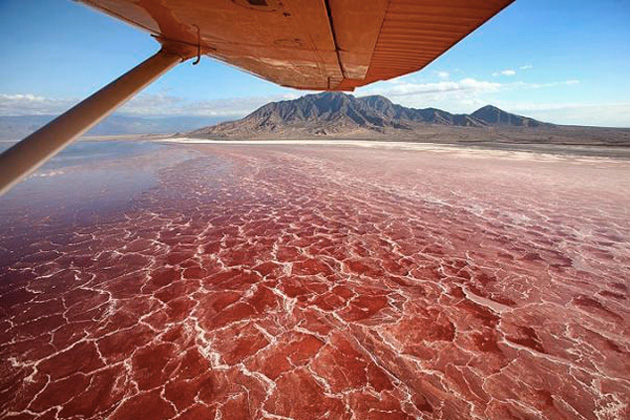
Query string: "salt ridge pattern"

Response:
xmin=1 ymin=144 xmax=629 ymax=420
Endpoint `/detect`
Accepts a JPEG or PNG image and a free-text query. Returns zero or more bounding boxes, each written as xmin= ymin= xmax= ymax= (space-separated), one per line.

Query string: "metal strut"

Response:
xmin=192 ymin=25 xmax=201 ymax=65
xmin=0 ymin=46 xmax=191 ymax=196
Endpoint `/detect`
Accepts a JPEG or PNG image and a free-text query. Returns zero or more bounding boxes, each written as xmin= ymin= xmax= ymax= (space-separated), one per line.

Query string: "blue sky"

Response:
xmin=1 ymin=0 xmax=629 ymax=126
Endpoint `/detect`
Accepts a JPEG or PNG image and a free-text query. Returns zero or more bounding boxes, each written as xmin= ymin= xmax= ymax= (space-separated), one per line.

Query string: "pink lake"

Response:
xmin=1 ymin=142 xmax=629 ymax=420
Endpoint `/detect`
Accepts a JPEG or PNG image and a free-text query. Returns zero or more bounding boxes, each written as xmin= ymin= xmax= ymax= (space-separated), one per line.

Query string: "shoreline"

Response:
xmin=162 ymin=137 xmax=630 ymax=161
xmin=3 ymin=135 xmax=630 ymax=160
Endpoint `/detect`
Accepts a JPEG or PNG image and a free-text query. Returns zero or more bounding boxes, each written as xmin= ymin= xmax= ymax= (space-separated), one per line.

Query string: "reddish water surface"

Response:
xmin=1 ymin=143 xmax=629 ymax=420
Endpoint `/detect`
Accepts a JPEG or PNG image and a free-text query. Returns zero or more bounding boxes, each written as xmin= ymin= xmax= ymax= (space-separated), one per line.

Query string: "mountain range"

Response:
xmin=188 ymin=92 xmax=630 ymax=147
xmin=189 ymin=92 xmax=545 ymax=138
xmin=3 ymin=93 xmax=629 ymax=148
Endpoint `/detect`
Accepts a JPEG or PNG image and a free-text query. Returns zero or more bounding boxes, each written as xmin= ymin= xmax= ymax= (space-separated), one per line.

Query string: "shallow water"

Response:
xmin=0 ymin=140 xmax=163 ymax=166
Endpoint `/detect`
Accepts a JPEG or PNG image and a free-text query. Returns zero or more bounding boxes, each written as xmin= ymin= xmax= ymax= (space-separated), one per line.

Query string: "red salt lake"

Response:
xmin=1 ymin=141 xmax=629 ymax=420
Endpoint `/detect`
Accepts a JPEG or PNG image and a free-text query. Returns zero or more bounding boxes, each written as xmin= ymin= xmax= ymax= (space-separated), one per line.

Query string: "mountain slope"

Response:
xmin=189 ymin=92 xmax=547 ymax=139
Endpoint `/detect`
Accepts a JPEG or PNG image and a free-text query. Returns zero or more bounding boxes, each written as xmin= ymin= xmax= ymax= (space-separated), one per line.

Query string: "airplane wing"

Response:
xmin=77 ymin=0 xmax=514 ymax=91
xmin=0 ymin=0 xmax=514 ymax=194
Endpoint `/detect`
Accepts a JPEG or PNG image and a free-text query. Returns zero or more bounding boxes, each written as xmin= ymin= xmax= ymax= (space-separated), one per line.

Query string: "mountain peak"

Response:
xmin=360 ymin=94 xmax=392 ymax=102
xmin=474 ymin=104 xmax=501 ymax=112
xmin=303 ymin=91 xmax=353 ymax=103
xmin=472 ymin=104 xmax=545 ymax=127
xmin=312 ymin=91 xmax=350 ymax=98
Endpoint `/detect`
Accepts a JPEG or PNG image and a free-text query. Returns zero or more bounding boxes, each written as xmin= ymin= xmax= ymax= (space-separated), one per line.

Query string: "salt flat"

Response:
xmin=1 ymin=142 xmax=629 ymax=420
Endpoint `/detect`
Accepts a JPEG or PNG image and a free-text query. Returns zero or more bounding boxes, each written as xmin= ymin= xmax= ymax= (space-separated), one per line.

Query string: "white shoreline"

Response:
xmin=162 ymin=137 xmax=461 ymax=151
xmin=161 ymin=137 xmax=628 ymax=164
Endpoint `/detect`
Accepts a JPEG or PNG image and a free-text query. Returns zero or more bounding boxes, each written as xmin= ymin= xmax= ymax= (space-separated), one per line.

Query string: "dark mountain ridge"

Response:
xmin=189 ymin=92 xmax=548 ymax=139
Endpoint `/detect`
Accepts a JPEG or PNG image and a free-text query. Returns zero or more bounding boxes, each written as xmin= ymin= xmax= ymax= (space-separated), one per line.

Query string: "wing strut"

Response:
xmin=0 ymin=44 xmax=193 ymax=195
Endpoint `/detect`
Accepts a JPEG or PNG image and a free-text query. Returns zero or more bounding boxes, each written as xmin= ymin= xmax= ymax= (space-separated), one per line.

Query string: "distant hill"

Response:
xmin=189 ymin=92 xmax=550 ymax=139
xmin=0 ymin=115 xmax=228 ymax=140
xmin=188 ymin=92 xmax=630 ymax=147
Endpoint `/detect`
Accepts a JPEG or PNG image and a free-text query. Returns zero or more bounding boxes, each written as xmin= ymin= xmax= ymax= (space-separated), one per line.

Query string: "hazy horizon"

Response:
xmin=2 ymin=91 xmax=630 ymax=142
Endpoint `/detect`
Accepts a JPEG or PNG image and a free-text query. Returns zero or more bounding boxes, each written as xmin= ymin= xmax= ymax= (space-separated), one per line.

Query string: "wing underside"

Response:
xmin=78 ymin=0 xmax=514 ymax=91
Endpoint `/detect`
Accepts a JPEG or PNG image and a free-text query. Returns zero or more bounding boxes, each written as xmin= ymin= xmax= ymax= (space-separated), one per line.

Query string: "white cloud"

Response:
xmin=501 ymin=102 xmax=630 ymax=127
xmin=520 ymin=64 xmax=533 ymax=70
xmin=493 ymin=69 xmax=517 ymax=77
xmin=385 ymin=76 xmax=409 ymax=85
xmin=0 ymin=93 xmax=74 ymax=115
xmin=356 ymin=75 xmax=585 ymax=116
xmin=1 ymin=93 xmax=46 ymax=102
xmin=436 ymin=71 xmax=450 ymax=79
xmin=0 ymin=92 xmax=290 ymax=118
xmin=361 ymin=78 xmax=502 ymax=98
xmin=507 ymin=80 xmax=580 ymax=90
xmin=121 ymin=93 xmax=295 ymax=117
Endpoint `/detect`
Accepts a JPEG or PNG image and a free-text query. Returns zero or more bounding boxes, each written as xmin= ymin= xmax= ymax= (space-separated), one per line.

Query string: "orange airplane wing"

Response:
xmin=78 ymin=0 xmax=514 ymax=91
xmin=0 ymin=0 xmax=515 ymax=194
